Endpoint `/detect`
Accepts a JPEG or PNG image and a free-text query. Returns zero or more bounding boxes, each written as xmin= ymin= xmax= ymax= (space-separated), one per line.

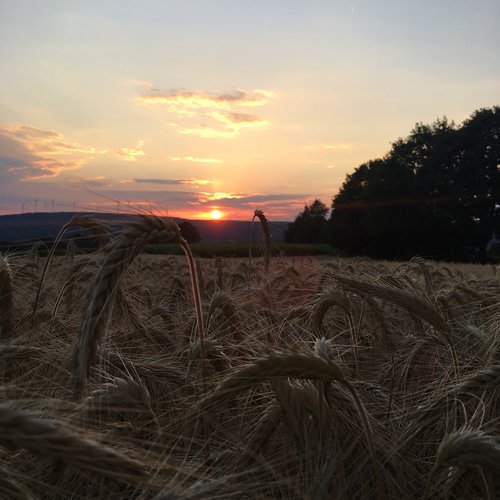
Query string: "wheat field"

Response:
xmin=0 ymin=214 xmax=499 ymax=499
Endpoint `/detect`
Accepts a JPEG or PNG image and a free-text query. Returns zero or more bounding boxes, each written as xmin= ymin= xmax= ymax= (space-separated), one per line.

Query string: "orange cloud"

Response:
xmin=139 ymin=88 xmax=272 ymax=110
xmin=178 ymin=117 xmax=268 ymax=139
xmin=199 ymin=191 xmax=243 ymax=202
xmin=115 ymin=140 xmax=145 ymax=161
xmin=0 ymin=125 xmax=104 ymax=179
xmin=209 ymin=111 xmax=268 ymax=127
xmin=171 ymin=156 xmax=223 ymax=164
xmin=138 ymin=86 xmax=273 ymax=139
xmin=3 ymin=125 xmax=105 ymax=155
xmin=177 ymin=127 xmax=240 ymax=139
xmin=122 ymin=178 xmax=212 ymax=186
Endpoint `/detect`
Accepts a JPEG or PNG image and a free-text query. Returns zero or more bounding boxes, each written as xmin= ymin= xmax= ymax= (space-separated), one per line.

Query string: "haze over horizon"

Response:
xmin=1 ymin=1 xmax=499 ymax=220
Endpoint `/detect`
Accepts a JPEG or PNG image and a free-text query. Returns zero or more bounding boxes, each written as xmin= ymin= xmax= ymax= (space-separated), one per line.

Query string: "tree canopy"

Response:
xmin=284 ymin=199 xmax=329 ymax=243
xmin=328 ymin=106 xmax=500 ymax=261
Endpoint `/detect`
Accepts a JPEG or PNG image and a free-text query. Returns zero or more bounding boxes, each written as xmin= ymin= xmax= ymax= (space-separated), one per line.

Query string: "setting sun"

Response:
xmin=210 ymin=209 xmax=223 ymax=220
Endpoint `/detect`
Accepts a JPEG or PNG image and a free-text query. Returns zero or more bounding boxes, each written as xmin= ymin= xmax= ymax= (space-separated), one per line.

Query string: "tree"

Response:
xmin=329 ymin=106 xmax=500 ymax=261
xmin=179 ymin=221 xmax=202 ymax=244
xmin=285 ymin=199 xmax=329 ymax=243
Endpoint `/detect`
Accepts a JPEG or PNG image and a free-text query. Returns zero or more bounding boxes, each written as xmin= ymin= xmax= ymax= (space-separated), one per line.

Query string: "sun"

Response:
xmin=210 ymin=209 xmax=223 ymax=220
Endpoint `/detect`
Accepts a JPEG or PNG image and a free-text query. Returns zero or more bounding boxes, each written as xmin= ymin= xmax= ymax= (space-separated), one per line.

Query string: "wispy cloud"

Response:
xmin=210 ymin=111 xmax=264 ymax=124
xmin=138 ymin=87 xmax=273 ymax=139
xmin=171 ymin=156 xmax=223 ymax=164
xmin=139 ymin=88 xmax=272 ymax=109
xmin=0 ymin=125 xmax=104 ymax=180
xmin=115 ymin=140 xmax=145 ymax=161
xmin=2 ymin=126 xmax=105 ymax=155
xmin=197 ymin=193 xmax=306 ymax=208
xmin=65 ymin=176 xmax=113 ymax=189
xmin=324 ymin=143 xmax=352 ymax=151
xmin=177 ymin=127 xmax=240 ymax=139
xmin=123 ymin=178 xmax=212 ymax=186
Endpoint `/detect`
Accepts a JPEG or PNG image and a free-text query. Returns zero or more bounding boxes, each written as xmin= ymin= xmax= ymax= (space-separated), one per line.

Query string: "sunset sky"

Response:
xmin=1 ymin=1 xmax=499 ymax=220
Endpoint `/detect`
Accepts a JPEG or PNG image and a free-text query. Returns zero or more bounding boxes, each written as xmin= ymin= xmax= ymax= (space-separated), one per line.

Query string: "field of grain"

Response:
xmin=1 ymin=215 xmax=499 ymax=499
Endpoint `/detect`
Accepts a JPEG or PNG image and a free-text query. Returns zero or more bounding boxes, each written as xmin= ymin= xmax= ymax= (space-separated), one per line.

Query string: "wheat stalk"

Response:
xmin=0 ymin=466 xmax=34 ymax=500
xmin=310 ymin=288 xmax=350 ymax=330
xmin=215 ymin=257 xmax=224 ymax=290
xmin=0 ymin=255 xmax=14 ymax=340
xmin=252 ymin=209 xmax=271 ymax=273
xmin=32 ymin=215 xmax=110 ymax=319
xmin=208 ymin=290 xmax=241 ymax=339
xmin=0 ymin=401 xmax=149 ymax=484
xmin=454 ymin=365 xmax=500 ymax=392
xmin=335 ymin=274 xmax=458 ymax=371
xmin=49 ymin=260 xmax=95 ymax=333
xmin=196 ymin=351 xmax=382 ymax=496
xmin=423 ymin=429 xmax=500 ymax=499
xmin=241 ymin=403 xmax=282 ymax=460
xmin=270 ymin=378 xmax=312 ymax=450
xmin=335 ymin=275 xmax=449 ymax=335
xmin=0 ymin=344 xmax=42 ymax=362
xmin=72 ymin=215 xmax=183 ymax=396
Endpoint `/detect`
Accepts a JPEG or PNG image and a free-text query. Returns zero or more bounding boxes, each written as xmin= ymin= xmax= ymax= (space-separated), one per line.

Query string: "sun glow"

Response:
xmin=210 ymin=209 xmax=223 ymax=220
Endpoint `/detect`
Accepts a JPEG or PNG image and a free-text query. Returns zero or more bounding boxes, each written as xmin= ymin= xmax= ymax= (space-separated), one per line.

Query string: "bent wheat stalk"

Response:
xmin=252 ymin=209 xmax=271 ymax=273
xmin=179 ymin=236 xmax=207 ymax=377
xmin=32 ymin=215 xmax=110 ymax=319
xmin=335 ymin=275 xmax=458 ymax=370
xmin=0 ymin=401 xmax=149 ymax=484
xmin=196 ymin=352 xmax=382 ymax=497
xmin=423 ymin=429 xmax=500 ymax=500
xmin=454 ymin=365 xmax=500 ymax=392
xmin=72 ymin=215 xmax=184 ymax=396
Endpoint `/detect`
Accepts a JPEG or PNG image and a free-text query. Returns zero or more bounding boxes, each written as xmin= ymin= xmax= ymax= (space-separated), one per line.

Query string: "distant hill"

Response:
xmin=0 ymin=212 xmax=289 ymax=245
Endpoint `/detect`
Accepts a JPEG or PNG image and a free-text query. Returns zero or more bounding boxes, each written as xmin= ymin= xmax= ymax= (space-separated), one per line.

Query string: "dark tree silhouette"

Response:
xmin=285 ymin=199 xmax=329 ymax=243
xmin=329 ymin=106 xmax=500 ymax=261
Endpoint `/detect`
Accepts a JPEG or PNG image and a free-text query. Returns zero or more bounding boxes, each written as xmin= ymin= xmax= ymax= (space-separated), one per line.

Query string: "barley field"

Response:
xmin=1 ymin=215 xmax=499 ymax=499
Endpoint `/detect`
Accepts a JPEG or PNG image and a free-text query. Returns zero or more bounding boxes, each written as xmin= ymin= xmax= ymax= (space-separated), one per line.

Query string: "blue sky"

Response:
xmin=0 ymin=0 xmax=498 ymax=219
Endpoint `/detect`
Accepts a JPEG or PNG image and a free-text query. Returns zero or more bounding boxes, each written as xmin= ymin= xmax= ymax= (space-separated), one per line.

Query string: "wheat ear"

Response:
xmin=0 ymin=401 xmax=149 ymax=484
xmin=454 ymin=365 xmax=500 ymax=392
xmin=335 ymin=274 xmax=458 ymax=370
xmin=252 ymin=209 xmax=271 ymax=273
xmin=49 ymin=259 xmax=95 ymax=333
xmin=72 ymin=215 xmax=182 ymax=396
xmin=423 ymin=429 xmax=500 ymax=499
xmin=335 ymin=275 xmax=449 ymax=335
xmin=32 ymin=214 xmax=110 ymax=319
xmin=178 ymin=238 xmax=206 ymax=378
xmin=196 ymin=351 xmax=381 ymax=496
xmin=208 ymin=290 xmax=241 ymax=339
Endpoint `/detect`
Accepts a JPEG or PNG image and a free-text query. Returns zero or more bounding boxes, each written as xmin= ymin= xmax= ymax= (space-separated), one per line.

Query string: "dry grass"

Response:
xmin=0 ymin=215 xmax=499 ymax=498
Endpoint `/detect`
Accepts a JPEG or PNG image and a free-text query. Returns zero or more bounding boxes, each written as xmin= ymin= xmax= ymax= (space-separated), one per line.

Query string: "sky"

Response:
xmin=0 ymin=0 xmax=499 ymax=220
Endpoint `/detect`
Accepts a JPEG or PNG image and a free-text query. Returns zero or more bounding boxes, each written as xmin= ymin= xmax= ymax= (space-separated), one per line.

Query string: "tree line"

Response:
xmin=285 ymin=106 xmax=500 ymax=261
